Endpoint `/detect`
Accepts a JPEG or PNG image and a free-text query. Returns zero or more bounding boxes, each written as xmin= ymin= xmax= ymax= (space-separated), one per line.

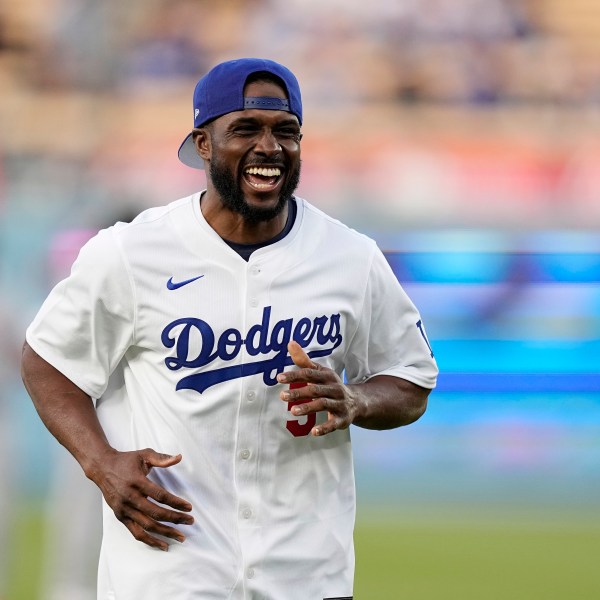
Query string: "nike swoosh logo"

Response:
xmin=167 ymin=275 xmax=204 ymax=290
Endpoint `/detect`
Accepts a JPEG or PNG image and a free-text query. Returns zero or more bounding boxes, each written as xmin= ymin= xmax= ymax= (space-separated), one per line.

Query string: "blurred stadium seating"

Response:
xmin=1 ymin=1 xmax=599 ymax=598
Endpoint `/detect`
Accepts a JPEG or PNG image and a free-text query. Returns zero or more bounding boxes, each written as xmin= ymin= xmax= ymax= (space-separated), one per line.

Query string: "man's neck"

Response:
xmin=200 ymin=190 xmax=290 ymax=245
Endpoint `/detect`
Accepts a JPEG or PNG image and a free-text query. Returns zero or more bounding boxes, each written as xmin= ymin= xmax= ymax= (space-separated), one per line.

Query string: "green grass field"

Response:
xmin=355 ymin=507 xmax=600 ymax=599
xmin=6 ymin=504 xmax=600 ymax=599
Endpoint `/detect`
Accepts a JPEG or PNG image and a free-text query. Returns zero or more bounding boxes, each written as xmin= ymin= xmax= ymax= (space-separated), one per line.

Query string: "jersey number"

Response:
xmin=286 ymin=382 xmax=315 ymax=437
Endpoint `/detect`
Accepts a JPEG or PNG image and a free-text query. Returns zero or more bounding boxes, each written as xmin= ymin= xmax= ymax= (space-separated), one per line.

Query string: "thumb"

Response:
xmin=288 ymin=340 xmax=316 ymax=369
xmin=140 ymin=449 xmax=183 ymax=470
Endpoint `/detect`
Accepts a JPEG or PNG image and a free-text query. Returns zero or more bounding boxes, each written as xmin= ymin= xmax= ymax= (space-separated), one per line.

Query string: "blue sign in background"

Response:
xmin=352 ymin=239 xmax=600 ymax=511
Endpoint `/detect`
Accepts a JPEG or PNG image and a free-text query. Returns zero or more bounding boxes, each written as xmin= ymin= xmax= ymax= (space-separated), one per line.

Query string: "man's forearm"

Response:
xmin=20 ymin=341 xmax=114 ymax=479
xmin=21 ymin=341 xmax=195 ymax=550
xmin=349 ymin=374 xmax=430 ymax=430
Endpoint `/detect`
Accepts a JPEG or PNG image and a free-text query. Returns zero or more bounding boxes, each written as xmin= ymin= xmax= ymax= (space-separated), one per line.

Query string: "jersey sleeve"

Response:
xmin=344 ymin=246 xmax=438 ymax=389
xmin=26 ymin=227 xmax=135 ymax=399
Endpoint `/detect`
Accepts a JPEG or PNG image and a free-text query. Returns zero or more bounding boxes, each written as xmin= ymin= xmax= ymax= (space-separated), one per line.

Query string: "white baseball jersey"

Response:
xmin=26 ymin=193 xmax=438 ymax=600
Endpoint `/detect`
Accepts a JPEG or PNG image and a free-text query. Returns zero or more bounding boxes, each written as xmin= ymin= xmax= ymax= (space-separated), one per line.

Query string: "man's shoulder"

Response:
xmin=114 ymin=194 xmax=197 ymax=234
xmin=89 ymin=193 xmax=200 ymax=268
xmin=296 ymin=197 xmax=377 ymax=249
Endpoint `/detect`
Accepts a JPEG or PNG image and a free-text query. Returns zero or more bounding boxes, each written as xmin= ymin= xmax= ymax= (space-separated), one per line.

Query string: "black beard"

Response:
xmin=209 ymin=158 xmax=301 ymax=224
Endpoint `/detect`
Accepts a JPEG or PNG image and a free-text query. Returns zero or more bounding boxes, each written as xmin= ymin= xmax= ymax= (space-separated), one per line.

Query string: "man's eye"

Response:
xmin=276 ymin=129 xmax=300 ymax=138
xmin=234 ymin=127 xmax=259 ymax=135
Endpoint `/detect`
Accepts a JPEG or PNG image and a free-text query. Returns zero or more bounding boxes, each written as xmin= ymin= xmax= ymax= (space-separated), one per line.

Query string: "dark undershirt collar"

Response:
xmin=223 ymin=198 xmax=297 ymax=261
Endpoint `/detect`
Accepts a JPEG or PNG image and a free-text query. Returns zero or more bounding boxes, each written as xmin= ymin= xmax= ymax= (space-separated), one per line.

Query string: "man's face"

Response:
xmin=202 ymin=80 xmax=302 ymax=223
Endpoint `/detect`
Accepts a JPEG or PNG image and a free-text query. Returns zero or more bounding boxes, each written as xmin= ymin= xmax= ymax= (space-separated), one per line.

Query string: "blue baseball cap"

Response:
xmin=178 ymin=58 xmax=303 ymax=169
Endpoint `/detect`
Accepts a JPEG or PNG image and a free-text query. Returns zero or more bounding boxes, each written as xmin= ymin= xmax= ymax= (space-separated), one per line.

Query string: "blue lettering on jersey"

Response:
xmin=161 ymin=306 xmax=343 ymax=393
xmin=416 ymin=319 xmax=434 ymax=358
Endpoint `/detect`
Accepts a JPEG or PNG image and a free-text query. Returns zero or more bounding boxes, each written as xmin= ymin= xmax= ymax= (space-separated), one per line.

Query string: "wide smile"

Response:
xmin=243 ymin=165 xmax=284 ymax=192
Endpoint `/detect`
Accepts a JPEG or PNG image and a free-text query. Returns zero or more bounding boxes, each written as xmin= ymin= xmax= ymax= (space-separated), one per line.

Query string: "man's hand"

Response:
xmin=21 ymin=343 xmax=195 ymax=553
xmin=277 ymin=341 xmax=363 ymax=437
xmin=87 ymin=448 xmax=194 ymax=552
xmin=277 ymin=341 xmax=430 ymax=436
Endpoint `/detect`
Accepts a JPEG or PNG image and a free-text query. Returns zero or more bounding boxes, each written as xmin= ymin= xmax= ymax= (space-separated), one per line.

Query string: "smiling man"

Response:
xmin=196 ymin=76 xmax=302 ymax=227
xmin=21 ymin=58 xmax=438 ymax=600
xmin=179 ymin=62 xmax=304 ymax=245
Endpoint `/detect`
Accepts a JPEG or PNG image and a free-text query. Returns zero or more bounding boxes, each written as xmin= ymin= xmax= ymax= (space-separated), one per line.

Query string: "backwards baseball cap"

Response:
xmin=178 ymin=58 xmax=303 ymax=169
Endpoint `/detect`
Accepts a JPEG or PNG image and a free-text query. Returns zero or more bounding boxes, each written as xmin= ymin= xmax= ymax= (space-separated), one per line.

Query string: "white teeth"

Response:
xmin=245 ymin=167 xmax=281 ymax=177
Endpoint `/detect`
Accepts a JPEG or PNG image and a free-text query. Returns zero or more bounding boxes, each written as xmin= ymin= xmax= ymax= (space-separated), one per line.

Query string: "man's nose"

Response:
xmin=254 ymin=128 xmax=282 ymax=155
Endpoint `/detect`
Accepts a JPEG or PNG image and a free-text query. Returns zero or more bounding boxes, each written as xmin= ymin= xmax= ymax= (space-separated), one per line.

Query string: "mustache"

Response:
xmin=242 ymin=156 xmax=285 ymax=167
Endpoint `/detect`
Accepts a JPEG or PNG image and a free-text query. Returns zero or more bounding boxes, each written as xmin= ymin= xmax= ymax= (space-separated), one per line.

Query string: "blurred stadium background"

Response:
xmin=1 ymin=1 xmax=599 ymax=598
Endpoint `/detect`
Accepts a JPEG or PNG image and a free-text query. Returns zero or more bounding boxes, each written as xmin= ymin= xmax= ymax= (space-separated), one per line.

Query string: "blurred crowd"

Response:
xmin=1 ymin=1 xmax=600 ymax=598
xmin=2 ymin=0 xmax=600 ymax=104
xmin=1 ymin=0 xmax=600 ymax=231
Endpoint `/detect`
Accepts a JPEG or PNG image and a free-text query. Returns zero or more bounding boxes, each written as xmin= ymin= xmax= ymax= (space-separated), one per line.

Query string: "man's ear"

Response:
xmin=193 ymin=128 xmax=211 ymax=162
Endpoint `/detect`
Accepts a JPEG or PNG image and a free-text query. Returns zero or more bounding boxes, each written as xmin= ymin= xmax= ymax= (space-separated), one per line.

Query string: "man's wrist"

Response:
xmin=81 ymin=444 xmax=118 ymax=483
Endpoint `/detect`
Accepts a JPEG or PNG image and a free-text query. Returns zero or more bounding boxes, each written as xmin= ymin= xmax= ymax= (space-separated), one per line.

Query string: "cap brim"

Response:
xmin=178 ymin=133 xmax=205 ymax=169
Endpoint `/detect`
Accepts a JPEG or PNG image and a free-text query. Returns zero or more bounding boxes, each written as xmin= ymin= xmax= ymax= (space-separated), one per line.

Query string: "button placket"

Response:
xmin=247 ymin=262 xmax=262 ymax=307
xmin=237 ymin=262 xmax=265 ymax=557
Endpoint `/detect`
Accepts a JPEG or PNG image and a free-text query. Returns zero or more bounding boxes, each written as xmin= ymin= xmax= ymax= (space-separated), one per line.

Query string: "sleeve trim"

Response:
xmin=25 ymin=333 xmax=101 ymax=400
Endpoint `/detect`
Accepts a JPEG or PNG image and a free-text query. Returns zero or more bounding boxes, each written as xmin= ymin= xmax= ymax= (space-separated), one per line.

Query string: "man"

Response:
xmin=22 ymin=58 xmax=438 ymax=599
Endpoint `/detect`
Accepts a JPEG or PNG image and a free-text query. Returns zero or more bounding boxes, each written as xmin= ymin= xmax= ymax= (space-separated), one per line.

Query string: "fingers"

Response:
xmin=282 ymin=382 xmax=339 ymax=403
xmin=112 ymin=482 xmax=194 ymax=551
xmin=99 ymin=449 xmax=194 ymax=551
xmin=278 ymin=342 xmax=332 ymax=386
xmin=287 ymin=340 xmax=315 ymax=368
xmin=280 ymin=342 xmax=356 ymax=437
xmin=135 ymin=451 xmax=193 ymax=512
xmin=122 ymin=493 xmax=194 ymax=551
xmin=140 ymin=449 xmax=183 ymax=470
xmin=114 ymin=484 xmax=194 ymax=551
xmin=291 ymin=398 xmax=352 ymax=436
xmin=312 ymin=414 xmax=345 ymax=437
xmin=143 ymin=478 xmax=194 ymax=513
xmin=123 ymin=513 xmax=185 ymax=552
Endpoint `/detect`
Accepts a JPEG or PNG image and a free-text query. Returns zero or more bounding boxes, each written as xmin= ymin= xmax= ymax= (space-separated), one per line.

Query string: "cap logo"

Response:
xmin=194 ymin=108 xmax=200 ymax=119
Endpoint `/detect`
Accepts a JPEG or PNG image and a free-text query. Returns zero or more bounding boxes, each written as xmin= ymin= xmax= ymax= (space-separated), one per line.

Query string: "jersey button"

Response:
xmin=250 ymin=266 xmax=260 ymax=276
xmin=247 ymin=390 xmax=256 ymax=401
xmin=241 ymin=508 xmax=252 ymax=519
xmin=247 ymin=568 xmax=255 ymax=579
xmin=249 ymin=297 xmax=258 ymax=307
xmin=240 ymin=449 xmax=251 ymax=460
